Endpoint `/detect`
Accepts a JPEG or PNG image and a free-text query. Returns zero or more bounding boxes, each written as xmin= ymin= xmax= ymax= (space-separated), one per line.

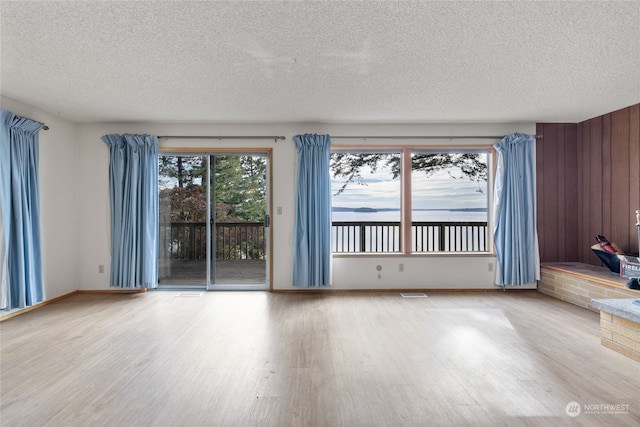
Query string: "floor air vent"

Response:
xmin=400 ymin=293 xmax=428 ymax=298
xmin=175 ymin=292 xmax=203 ymax=297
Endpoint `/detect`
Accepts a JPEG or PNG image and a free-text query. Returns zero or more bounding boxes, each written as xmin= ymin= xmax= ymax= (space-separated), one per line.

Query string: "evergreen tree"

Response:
xmin=159 ymin=155 xmax=267 ymax=223
xmin=159 ymin=155 xmax=207 ymax=223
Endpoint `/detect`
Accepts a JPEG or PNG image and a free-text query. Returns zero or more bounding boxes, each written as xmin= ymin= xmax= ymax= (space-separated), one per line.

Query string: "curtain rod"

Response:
xmin=30 ymin=119 xmax=48 ymax=130
xmin=330 ymin=135 xmax=543 ymax=140
xmin=157 ymin=135 xmax=285 ymax=142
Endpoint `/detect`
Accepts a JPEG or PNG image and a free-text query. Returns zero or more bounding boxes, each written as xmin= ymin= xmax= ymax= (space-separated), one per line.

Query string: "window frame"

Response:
xmin=330 ymin=143 xmax=494 ymax=256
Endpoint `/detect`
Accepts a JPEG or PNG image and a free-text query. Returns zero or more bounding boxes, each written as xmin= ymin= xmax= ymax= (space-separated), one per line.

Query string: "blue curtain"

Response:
xmin=0 ymin=109 xmax=44 ymax=309
xmin=102 ymin=134 xmax=159 ymax=289
xmin=493 ymin=133 xmax=540 ymax=286
xmin=292 ymin=134 xmax=332 ymax=287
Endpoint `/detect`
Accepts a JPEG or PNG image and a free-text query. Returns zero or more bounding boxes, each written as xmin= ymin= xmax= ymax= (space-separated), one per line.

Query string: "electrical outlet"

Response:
xmin=399 ymin=263 xmax=404 ymax=272
xmin=277 ymin=206 xmax=282 ymax=215
xmin=99 ymin=265 xmax=104 ymax=274
xmin=488 ymin=263 xmax=493 ymax=272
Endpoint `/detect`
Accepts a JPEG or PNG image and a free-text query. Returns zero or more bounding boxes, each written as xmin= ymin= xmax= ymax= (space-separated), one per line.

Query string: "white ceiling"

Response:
xmin=1 ymin=1 xmax=639 ymax=124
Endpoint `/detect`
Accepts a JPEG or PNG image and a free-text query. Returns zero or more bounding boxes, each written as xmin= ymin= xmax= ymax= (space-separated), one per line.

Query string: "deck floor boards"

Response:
xmin=159 ymin=259 xmax=266 ymax=285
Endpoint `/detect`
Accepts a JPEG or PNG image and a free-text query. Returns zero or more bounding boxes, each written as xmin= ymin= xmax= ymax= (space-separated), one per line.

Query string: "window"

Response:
xmin=411 ymin=150 xmax=489 ymax=252
xmin=330 ymin=147 xmax=491 ymax=254
xmin=330 ymin=150 xmax=401 ymax=253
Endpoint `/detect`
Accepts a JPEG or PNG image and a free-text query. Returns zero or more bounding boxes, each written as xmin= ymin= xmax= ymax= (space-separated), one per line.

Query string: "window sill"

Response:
xmin=332 ymin=252 xmax=495 ymax=258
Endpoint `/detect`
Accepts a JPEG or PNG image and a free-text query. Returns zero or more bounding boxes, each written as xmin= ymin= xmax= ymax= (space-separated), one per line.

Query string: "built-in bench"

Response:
xmin=539 ymin=262 xmax=640 ymax=312
xmin=591 ymin=299 xmax=640 ymax=362
xmin=539 ymin=262 xmax=640 ymax=362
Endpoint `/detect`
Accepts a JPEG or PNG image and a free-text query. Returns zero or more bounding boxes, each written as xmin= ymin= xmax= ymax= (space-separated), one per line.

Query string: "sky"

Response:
xmin=330 ymin=154 xmax=489 ymax=211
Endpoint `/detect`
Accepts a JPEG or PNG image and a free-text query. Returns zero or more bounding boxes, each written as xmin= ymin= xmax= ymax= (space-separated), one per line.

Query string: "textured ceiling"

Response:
xmin=1 ymin=1 xmax=639 ymax=124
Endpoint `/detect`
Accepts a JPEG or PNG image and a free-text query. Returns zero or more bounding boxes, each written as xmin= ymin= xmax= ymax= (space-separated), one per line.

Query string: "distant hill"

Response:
xmin=332 ymin=207 xmax=487 ymax=212
xmin=448 ymin=208 xmax=487 ymax=212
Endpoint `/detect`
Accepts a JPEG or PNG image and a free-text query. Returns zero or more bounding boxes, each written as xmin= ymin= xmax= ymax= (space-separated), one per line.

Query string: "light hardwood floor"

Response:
xmin=1 ymin=290 xmax=639 ymax=426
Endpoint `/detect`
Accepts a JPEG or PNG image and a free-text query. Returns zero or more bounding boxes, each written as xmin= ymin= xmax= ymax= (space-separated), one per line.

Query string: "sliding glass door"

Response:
xmin=211 ymin=155 xmax=268 ymax=287
xmin=158 ymin=152 xmax=270 ymax=290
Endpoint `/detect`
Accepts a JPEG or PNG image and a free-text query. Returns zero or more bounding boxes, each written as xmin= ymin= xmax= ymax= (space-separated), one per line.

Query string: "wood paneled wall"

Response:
xmin=536 ymin=123 xmax=579 ymax=262
xmin=537 ymin=103 xmax=640 ymax=265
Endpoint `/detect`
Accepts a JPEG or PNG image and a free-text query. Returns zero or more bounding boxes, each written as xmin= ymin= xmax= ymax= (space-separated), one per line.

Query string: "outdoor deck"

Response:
xmin=158 ymin=259 xmax=266 ymax=286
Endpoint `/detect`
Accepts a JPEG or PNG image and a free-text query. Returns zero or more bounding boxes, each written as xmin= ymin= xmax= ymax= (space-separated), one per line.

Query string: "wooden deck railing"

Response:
xmin=160 ymin=220 xmax=489 ymax=260
xmin=332 ymin=221 xmax=489 ymax=253
xmin=159 ymin=222 xmax=266 ymax=260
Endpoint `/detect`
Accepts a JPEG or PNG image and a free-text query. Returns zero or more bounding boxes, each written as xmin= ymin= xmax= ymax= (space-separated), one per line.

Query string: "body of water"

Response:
xmin=332 ymin=209 xmax=487 ymax=223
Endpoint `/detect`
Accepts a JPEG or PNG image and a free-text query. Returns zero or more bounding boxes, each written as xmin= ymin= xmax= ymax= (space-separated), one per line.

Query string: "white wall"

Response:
xmin=0 ymin=101 xmax=537 ymax=295
xmin=0 ymin=97 xmax=80 ymax=298
xmin=77 ymin=121 xmax=537 ymax=291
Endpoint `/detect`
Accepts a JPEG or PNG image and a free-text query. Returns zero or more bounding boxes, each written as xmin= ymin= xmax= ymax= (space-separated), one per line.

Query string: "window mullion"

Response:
xmin=401 ymin=147 xmax=412 ymax=254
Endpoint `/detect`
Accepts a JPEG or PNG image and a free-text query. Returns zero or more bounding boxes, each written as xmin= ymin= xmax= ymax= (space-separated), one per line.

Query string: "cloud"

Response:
xmin=332 ymin=165 xmax=488 ymax=210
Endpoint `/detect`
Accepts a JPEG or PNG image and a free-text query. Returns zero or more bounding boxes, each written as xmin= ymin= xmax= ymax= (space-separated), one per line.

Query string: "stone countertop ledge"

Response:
xmin=591 ymin=298 xmax=640 ymax=324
